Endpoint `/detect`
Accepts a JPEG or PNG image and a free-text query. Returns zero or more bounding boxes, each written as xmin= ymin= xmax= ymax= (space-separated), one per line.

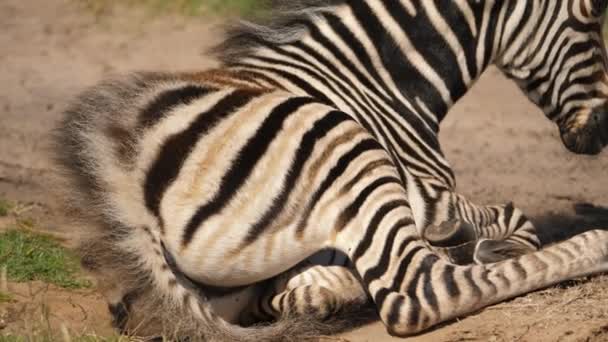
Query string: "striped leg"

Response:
xmin=273 ymin=264 xmax=367 ymax=319
xmin=363 ymin=229 xmax=608 ymax=336
xmin=329 ymin=169 xmax=608 ymax=336
xmin=423 ymin=192 xmax=541 ymax=264
xmin=336 ymin=191 xmax=608 ymax=335
xmin=241 ymin=260 xmax=368 ymax=324
xmin=472 ymin=201 xmax=541 ymax=264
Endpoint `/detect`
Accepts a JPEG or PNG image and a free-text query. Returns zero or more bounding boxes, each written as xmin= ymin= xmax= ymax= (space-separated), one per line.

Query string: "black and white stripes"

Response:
xmin=55 ymin=1 xmax=608 ymax=340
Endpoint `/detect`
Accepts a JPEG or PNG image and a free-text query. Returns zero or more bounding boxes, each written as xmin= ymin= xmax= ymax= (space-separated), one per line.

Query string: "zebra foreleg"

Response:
xmin=472 ymin=201 xmax=540 ymax=262
xmin=348 ymin=223 xmax=608 ymax=336
xmin=326 ymin=168 xmax=608 ymax=336
xmin=424 ymin=193 xmax=541 ymax=264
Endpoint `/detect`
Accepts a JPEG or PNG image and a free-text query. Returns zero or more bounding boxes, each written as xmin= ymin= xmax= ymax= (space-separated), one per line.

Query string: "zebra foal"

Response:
xmin=55 ymin=0 xmax=608 ymax=340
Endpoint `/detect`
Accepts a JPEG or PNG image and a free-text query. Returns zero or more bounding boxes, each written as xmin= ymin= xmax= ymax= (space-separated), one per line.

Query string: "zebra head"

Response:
xmin=497 ymin=0 xmax=608 ymax=155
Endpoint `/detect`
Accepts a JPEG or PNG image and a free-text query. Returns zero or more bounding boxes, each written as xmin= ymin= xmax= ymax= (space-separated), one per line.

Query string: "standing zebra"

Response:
xmin=55 ymin=0 xmax=608 ymax=340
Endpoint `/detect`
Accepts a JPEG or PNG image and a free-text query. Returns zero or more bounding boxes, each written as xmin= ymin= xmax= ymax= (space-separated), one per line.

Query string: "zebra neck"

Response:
xmin=223 ymin=1 xmax=532 ymax=132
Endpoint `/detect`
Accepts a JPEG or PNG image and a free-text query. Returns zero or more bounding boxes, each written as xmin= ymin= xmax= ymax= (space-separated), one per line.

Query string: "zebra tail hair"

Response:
xmin=51 ymin=73 xmax=355 ymax=341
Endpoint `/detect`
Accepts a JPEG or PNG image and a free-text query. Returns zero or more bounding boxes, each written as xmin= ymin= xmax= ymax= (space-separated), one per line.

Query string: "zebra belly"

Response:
xmin=164 ymin=224 xmax=330 ymax=287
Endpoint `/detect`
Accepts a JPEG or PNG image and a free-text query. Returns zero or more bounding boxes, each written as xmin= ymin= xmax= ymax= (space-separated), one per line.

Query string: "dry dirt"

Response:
xmin=1 ymin=0 xmax=607 ymax=341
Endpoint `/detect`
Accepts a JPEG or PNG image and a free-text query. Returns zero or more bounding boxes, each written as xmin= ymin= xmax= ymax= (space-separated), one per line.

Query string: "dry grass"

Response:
xmin=0 ymin=280 xmax=126 ymax=342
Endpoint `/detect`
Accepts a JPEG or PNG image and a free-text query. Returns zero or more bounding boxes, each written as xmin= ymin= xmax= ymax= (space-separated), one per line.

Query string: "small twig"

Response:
xmin=0 ymin=266 xmax=7 ymax=293
xmin=487 ymin=303 xmax=540 ymax=310
xmin=561 ymin=295 xmax=584 ymax=307
xmin=550 ymin=194 xmax=576 ymax=201
xmin=61 ymin=323 xmax=72 ymax=342
xmin=513 ymin=324 xmax=533 ymax=342
xmin=308 ymin=337 xmax=351 ymax=342
xmin=12 ymin=203 xmax=39 ymax=216
xmin=15 ymin=224 xmax=70 ymax=243
xmin=68 ymin=296 xmax=89 ymax=321
xmin=28 ymin=281 xmax=51 ymax=298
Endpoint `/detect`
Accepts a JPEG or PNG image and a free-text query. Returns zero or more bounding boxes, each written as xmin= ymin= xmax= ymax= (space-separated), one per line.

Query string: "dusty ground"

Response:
xmin=1 ymin=0 xmax=608 ymax=341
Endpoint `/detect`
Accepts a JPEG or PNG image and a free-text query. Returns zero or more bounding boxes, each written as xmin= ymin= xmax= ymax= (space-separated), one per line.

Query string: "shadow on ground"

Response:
xmin=534 ymin=203 xmax=608 ymax=246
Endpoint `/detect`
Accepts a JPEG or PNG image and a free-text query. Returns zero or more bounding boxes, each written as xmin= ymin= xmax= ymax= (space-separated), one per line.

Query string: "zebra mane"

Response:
xmin=214 ymin=0 xmax=346 ymax=62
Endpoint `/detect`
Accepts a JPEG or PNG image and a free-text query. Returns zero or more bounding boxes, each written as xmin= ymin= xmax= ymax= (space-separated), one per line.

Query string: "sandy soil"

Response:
xmin=1 ymin=0 xmax=607 ymax=341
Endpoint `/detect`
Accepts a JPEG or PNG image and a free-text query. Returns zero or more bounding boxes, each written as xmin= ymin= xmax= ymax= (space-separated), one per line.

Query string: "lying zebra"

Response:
xmin=55 ymin=0 xmax=608 ymax=340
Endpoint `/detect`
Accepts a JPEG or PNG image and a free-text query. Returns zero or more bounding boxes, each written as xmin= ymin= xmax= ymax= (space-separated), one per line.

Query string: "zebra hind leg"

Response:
xmin=240 ymin=263 xmax=370 ymax=331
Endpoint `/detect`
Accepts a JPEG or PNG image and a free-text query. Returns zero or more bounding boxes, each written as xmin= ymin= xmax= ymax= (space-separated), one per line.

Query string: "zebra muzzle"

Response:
xmin=560 ymin=109 xmax=608 ymax=155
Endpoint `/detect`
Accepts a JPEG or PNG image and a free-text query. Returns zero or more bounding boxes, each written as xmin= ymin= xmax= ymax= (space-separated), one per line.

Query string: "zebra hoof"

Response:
xmin=424 ymin=220 xmax=477 ymax=248
xmin=473 ymin=239 xmax=536 ymax=264
xmin=108 ymin=302 xmax=130 ymax=334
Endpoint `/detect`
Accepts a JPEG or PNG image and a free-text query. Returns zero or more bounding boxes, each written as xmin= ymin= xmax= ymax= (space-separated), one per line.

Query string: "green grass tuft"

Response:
xmin=82 ymin=0 xmax=268 ymax=18
xmin=179 ymin=0 xmax=269 ymax=16
xmin=0 ymin=199 xmax=12 ymax=216
xmin=0 ymin=229 xmax=90 ymax=289
xmin=0 ymin=291 xmax=12 ymax=303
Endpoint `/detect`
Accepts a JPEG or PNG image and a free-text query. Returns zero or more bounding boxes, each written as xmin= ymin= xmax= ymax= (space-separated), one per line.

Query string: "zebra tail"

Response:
xmin=51 ymin=73 xmax=340 ymax=341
